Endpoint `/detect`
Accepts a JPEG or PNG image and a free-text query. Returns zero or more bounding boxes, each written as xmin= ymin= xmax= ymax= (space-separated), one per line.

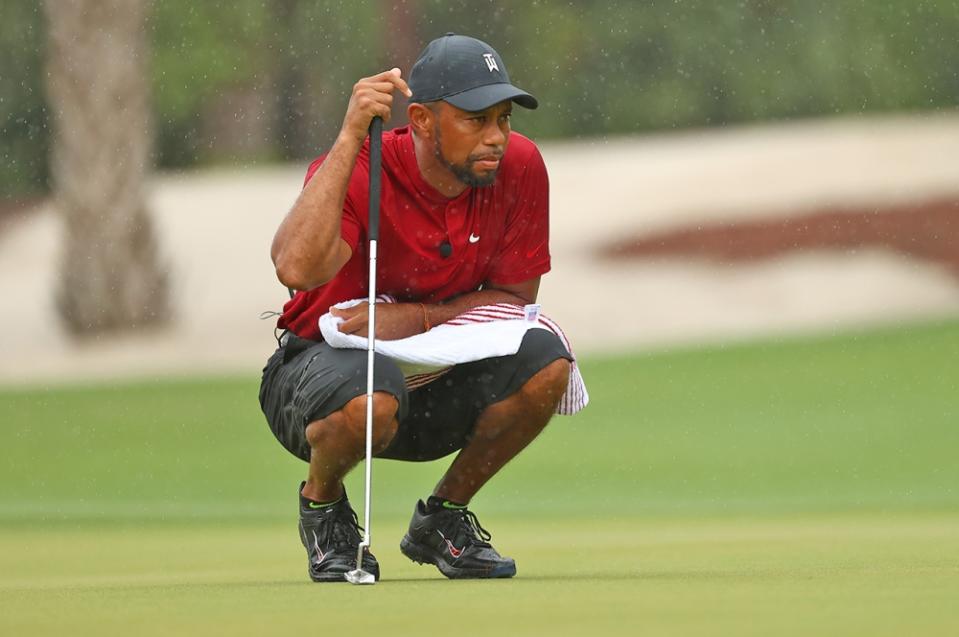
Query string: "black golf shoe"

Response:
xmin=297 ymin=483 xmax=379 ymax=582
xmin=399 ymin=499 xmax=516 ymax=579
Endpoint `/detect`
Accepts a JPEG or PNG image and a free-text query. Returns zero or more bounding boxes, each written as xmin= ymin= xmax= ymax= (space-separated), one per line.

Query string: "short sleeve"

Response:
xmin=303 ymin=155 xmax=364 ymax=253
xmin=486 ymin=146 xmax=551 ymax=285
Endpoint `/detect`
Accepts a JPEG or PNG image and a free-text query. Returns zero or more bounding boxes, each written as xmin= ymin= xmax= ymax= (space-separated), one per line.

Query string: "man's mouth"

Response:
xmin=473 ymin=155 xmax=502 ymax=171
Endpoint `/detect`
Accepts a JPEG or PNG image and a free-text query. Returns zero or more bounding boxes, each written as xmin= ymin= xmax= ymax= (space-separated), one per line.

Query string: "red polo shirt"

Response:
xmin=277 ymin=125 xmax=550 ymax=340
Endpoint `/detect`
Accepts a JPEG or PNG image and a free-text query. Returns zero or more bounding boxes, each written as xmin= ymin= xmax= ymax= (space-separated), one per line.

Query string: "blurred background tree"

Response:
xmin=1 ymin=2 xmax=48 ymax=204
xmin=44 ymin=0 xmax=169 ymax=336
xmin=3 ymin=0 xmax=958 ymax=200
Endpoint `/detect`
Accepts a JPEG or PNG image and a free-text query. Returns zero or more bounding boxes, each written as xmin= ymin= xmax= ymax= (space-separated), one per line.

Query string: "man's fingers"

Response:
xmin=331 ymin=305 xmax=363 ymax=319
xmin=364 ymin=80 xmax=411 ymax=99
xmin=342 ymin=68 xmax=411 ymax=140
xmin=353 ymin=85 xmax=396 ymax=122
xmin=345 ymin=68 xmax=411 ymax=131
xmin=387 ymin=67 xmax=413 ymax=98
xmin=364 ymin=68 xmax=400 ymax=82
xmin=365 ymin=81 xmax=404 ymax=94
xmin=360 ymin=90 xmax=395 ymax=107
xmin=362 ymin=67 xmax=412 ymax=97
xmin=338 ymin=313 xmax=367 ymax=335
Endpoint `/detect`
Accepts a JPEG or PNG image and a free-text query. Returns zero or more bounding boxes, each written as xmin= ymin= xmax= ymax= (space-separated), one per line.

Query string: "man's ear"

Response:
xmin=408 ymin=102 xmax=436 ymax=138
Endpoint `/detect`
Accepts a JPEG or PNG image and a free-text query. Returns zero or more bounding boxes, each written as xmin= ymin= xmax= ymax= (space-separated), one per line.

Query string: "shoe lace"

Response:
xmin=455 ymin=508 xmax=492 ymax=548
xmin=332 ymin=506 xmax=365 ymax=550
xmin=313 ymin=504 xmax=364 ymax=552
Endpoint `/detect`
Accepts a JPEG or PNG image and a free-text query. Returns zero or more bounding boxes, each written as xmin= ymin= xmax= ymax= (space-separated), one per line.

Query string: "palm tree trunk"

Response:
xmin=43 ymin=0 xmax=169 ymax=337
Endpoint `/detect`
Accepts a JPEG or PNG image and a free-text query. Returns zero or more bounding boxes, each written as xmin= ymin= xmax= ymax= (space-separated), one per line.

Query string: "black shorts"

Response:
xmin=258 ymin=329 xmax=571 ymax=463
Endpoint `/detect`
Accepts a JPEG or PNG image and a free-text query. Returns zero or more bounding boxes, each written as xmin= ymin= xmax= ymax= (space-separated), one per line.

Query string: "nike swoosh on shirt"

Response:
xmin=469 ymin=233 xmax=481 ymax=244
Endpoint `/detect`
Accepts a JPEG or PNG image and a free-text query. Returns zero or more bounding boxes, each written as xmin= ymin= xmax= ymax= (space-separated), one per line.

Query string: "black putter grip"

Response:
xmin=368 ymin=117 xmax=383 ymax=242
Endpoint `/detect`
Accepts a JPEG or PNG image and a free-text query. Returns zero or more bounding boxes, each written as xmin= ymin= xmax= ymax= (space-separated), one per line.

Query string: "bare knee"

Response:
xmin=305 ymin=391 xmax=399 ymax=452
xmin=472 ymin=358 xmax=570 ymax=441
xmin=535 ymin=357 xmax=571 ymax=396
xmin=341 ymin=392 xmax=399 ymax=444
xmin=519 ymin=357 xmax=570 ymax=413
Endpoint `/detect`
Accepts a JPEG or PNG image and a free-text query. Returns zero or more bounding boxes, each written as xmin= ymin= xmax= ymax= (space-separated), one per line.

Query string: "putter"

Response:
xmin=345 ymin=116 xmax=382 ymax=586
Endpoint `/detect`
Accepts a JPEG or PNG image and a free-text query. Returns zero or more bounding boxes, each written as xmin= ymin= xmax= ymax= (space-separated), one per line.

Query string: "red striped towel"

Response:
xmin=320 ymin=299 xmax=588 ymax=415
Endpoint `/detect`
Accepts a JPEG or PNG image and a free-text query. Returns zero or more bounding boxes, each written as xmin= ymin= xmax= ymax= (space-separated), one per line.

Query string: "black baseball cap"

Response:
xmin=409 ymin=33 xmax=538 ymax=111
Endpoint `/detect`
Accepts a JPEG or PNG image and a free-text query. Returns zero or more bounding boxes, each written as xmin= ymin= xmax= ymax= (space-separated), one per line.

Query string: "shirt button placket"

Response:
xmin=445 ymin=201 xmax=466 ymax=259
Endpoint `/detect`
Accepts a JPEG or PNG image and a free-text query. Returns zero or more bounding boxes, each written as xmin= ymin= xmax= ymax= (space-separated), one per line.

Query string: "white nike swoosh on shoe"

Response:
xmin=312 ymin=531 xmax=327 ymax=562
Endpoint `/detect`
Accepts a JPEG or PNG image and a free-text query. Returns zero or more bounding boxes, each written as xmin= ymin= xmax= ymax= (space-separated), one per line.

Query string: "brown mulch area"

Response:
xmin=602 ymin=197 xmax=959 ymax=279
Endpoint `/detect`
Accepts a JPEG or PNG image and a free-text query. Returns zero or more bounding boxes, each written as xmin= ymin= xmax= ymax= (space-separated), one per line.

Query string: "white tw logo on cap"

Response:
xmin=482 ymin=53 xmax=499 ymax=73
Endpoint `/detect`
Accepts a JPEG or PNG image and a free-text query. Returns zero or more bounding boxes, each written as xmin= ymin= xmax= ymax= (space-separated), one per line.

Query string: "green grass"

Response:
xmin=2 ymin=320 xmax=958 ymax=635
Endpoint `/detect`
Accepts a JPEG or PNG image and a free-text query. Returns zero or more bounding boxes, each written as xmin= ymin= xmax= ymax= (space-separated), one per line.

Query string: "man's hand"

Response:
xmin=340 ymin=68 xmax=412 ymax=144
xmin=330 ymin=277 xmax=539 ymax=341
xmin=332 ymin=302 xmax=426 ymax=341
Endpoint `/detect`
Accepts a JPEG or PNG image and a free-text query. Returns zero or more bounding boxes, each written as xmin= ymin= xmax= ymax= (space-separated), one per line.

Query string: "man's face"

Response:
xmin=430 ymin=100 xmax=512 ymax=188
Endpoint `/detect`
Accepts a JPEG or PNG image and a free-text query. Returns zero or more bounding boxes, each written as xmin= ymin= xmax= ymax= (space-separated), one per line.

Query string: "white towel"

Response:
xmin=319 ymin=299 xmax=588 ymax=415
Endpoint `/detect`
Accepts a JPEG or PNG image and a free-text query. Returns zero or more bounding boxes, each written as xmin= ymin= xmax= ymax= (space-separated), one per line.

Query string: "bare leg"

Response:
xmin=433 ymin=358 xmax=571 ymax=504
xmin=301 ymin=391 xmax=399 ymax=502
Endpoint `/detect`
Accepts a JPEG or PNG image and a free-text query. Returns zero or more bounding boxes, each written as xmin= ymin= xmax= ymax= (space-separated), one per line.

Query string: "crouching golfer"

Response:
xmin=260 ymin=34 xmax=573 ymax=581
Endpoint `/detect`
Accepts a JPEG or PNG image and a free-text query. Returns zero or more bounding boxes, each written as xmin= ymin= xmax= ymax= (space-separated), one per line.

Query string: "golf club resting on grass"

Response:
xmin=261 ymin=33 xmax=588 ymax=583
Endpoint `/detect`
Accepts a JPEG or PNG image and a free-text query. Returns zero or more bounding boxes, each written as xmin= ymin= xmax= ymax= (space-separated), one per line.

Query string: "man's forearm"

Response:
xmin=424 ymin=288 xmax=532 ymax=327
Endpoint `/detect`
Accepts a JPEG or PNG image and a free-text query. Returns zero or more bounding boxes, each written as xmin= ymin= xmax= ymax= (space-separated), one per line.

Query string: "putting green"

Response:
xmin=2 ymin=319 xmax=958 ymax=634
xmin=2 ymin=514 xmax=957 ymax=636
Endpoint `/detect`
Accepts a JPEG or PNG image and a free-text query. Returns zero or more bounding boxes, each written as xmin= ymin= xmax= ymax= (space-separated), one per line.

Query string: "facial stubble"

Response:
xmin=432 ymin=125 xmax=499 ymax=188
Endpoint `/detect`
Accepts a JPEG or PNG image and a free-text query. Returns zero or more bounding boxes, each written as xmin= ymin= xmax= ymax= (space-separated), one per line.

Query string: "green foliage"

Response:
xmin=3 ymin=0 xmax=959 ymax=198
xmin=0 ymin=1 xmax=47 ymax=200
xmin=150 ymin=0 xmax=275 ymax=166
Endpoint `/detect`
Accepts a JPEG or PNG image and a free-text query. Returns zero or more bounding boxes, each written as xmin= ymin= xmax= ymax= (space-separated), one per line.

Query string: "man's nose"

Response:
xmin=482 ymin=120 xmax=507 ymax=147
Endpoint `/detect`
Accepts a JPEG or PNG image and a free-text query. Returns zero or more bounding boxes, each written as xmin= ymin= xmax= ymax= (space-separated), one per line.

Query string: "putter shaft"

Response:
xmin=351 ymin=116 xmax=382 ymax=584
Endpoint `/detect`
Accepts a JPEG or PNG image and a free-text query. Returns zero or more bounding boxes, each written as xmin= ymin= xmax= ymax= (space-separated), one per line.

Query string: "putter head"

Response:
xmin=344 ymin=568 xmax=376 ymax=585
